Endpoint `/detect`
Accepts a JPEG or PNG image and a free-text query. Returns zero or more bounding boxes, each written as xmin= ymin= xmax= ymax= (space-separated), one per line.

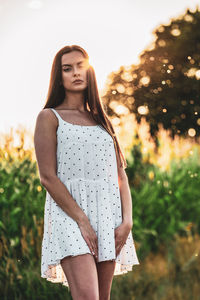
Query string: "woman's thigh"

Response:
xmin=60 ymin=253 xmax=99 ymax=300
xmin=96 ymin=260 xmax=116 ymax=299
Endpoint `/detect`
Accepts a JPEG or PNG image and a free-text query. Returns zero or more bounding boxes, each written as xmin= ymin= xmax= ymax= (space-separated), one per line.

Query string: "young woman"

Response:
xmin=34 ymin=45 xmax=139 ymax=300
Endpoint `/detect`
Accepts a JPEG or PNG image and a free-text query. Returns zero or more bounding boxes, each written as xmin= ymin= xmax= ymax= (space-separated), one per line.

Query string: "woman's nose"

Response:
xmin=73 ymin=67 xmax=80 ymax=75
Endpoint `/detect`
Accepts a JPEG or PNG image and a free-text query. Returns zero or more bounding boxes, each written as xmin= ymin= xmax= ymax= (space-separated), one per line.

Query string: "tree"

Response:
xmin=102 ymin=7 xmax=200 ymax=138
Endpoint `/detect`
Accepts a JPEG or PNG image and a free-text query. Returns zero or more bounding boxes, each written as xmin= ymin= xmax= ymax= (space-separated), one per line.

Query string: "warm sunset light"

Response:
xmin=0 ymin=0 xmax=200 ymax=134
xmin=138 ymin=105 xmax=149 ymax=115
xmin=1 ymin=1 xmax=200 ymax=299
xmin=188 ymin=128 xmax=196 ymax=137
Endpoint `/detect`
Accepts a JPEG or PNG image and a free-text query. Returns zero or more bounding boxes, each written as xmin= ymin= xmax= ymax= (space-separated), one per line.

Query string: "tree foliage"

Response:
xmin=102 ymin=8 xmax=200 ymax=138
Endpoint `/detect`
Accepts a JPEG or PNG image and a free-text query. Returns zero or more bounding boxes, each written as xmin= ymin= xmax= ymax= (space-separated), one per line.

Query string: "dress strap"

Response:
xmin=50 ymin=108 xmax=63 ymax=125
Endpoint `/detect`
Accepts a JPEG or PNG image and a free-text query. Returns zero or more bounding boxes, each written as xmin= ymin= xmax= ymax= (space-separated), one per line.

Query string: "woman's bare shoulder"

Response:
xmin=34 ymin=109 xmax=58 ymax=136
xmin=36 ymin=108 xmax=57 ymax=125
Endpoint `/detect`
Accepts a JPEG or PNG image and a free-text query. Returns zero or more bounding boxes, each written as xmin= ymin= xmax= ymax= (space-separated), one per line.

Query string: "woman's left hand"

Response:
xmin=114 ymin=222 xmax=132 ymax=257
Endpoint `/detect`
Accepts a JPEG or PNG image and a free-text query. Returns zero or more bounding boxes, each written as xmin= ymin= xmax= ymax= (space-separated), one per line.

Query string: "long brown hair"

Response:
xmin=43 ymin=45 xmax=127 ymax=169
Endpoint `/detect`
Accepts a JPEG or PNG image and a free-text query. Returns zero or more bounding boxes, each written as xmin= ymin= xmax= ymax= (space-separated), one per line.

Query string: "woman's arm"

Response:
xmin=115 ymin=150 xmax=133 ymax=229
xmin=33 ymin=109 xmax=89 ymax=226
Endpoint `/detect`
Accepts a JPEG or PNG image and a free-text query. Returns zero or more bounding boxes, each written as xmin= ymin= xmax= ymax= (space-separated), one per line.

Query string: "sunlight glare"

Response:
xmin=138 ymin=106 xmax=149 ymax=115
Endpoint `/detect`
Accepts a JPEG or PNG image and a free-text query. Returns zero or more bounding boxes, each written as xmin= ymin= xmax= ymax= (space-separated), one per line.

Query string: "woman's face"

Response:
xmin=61 ymin=50 xmax=89 ymax=92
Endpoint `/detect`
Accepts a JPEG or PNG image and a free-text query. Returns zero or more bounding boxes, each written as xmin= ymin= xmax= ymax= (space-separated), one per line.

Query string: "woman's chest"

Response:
xmin=56 ymin=124 xmax=114 ymax=147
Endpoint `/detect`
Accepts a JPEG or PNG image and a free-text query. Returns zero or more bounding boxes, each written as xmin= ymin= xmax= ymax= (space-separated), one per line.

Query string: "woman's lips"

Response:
xmin=73 ymin=80 xmax=83 ymax=84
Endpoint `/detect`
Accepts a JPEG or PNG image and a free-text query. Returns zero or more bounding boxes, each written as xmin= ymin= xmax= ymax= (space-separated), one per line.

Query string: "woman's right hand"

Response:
xmin=78 ymin=220 xmax=98 ymax=261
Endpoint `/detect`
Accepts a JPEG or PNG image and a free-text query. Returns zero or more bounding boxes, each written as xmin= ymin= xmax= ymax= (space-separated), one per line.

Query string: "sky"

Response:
xmin=0 ymin=0 xmax=199 ymax=134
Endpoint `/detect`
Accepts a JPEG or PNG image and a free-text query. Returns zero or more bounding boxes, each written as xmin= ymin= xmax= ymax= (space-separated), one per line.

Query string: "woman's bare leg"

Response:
xmin=60 ymin=253 xmax=99 ymax=300
xmin=95 ymin=260 xmax=116 ymax=300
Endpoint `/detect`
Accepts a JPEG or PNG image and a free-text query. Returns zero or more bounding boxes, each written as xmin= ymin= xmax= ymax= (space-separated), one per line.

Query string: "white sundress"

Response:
xmin=41 ymin=108 xmax=140 ymax=288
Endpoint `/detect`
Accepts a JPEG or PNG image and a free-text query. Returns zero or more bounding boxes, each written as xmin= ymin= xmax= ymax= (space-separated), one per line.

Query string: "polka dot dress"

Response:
xmin=41 ymin=108 xmax=140 ymax=287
